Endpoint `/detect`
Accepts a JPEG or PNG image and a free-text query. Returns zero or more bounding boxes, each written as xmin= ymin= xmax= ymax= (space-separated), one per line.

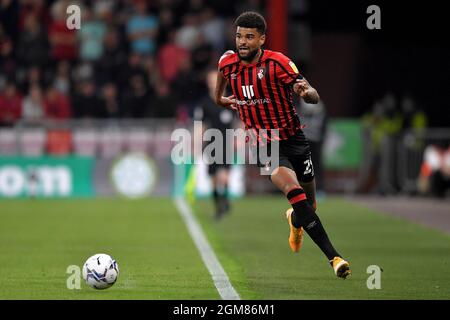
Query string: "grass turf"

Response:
xmin=194 ymin=196 xmax=450 ymax=299
xmin=0 ymin=198 xmax=219 ymax=299
xmin=0 ymin=196 xmax=449 ymax=299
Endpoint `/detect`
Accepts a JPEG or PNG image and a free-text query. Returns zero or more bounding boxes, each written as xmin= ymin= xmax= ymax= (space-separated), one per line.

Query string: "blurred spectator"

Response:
xmin=401 ymin=93 xmax=427 ymax=135
xmin=0 ymin=0 xmax=19 ymax=43
xmin=157 ymin=29 xmax=190 ymax=84
xmin=185 ymin=0 xmax=204 ymax=15
xmin=92 ymin=0 xmax=118 ymax=25
xmin=175 ymin=13 xmax=201 ymax=50
xmin=379 ymin=93 xmax=403 ymax=194
xmin=16 ymin=13 xmax=49 ymax=67
xmin=22 ymin=84 xmax=45 ymax=121
xmin=99 ymin=82 xmax=121 ymax=118
xmin=380 ymin=92 xmax=402 ymax=134
xmin=18 ymin=65 xmax=45 ymax=94
xmin=18 ymin=0 xmax=50 ymax=32
xmin=156 ymin=7 xmax=175 ymax=45
xmin=78 ymin=7 xmax=106 ymax=62
xmin=44 ymin=85 xmax=71 ymax=119
xmin=235 ymin=0 xmax=264 ymax=14
xmin=53 ymin=61 xmax=72 ymax=95
xmin=199 ymin=7 xmax=225 ymax=52
xmin=122 ymin=74 xmax=151 ymax=118
xmin=0 ymin=26 xmax=16 ymax=83
xmin=210 ymin=0 xmax=238 ymax=17
xmin=142 ymin=55 xmax=159 ymax=88
xmin=191 ymin=32 xmax=214 ymax=74
xmin=0 ymin=82 xmax=22 ymax=126
xmin=418 ymin=144 xmax=450 ymax=198
xmin=172 ymin=56 xmax=201 ymax=115
xmin=358 ymin=93 xmax=402 ymax=194
xmin=73 ymin=61 xmax=95 ymax=84
xmin=358 ymin=101 xmax=383 ymax=193
xmin=97 ymin=28 xmax=127 ymax=85
xmin=0 ymin=0 xmax=247 ymax=124
xmin=399 ymin=93 xmax=429 ymax=193
xmin=72 ymin=80 xmax=101 ymax=118
xmin=120 ymin=53 xmax=147 ymax=88
xmin=299 ymin=100 xmax=328 ymax=195
xmin=150 ymin=81 xmax=178 ymax=118
xmin=126 ymin=0 xmax=158 ymax=56
xmin=48 ymin=0 xmax=78 ymax=61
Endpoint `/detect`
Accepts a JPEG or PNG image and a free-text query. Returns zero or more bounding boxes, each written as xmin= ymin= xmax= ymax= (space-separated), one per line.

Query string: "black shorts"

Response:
xmin=257 ymin=129 xmax=315 ymax=183
xmin=204 ymin=136 xmax=232 ymax=176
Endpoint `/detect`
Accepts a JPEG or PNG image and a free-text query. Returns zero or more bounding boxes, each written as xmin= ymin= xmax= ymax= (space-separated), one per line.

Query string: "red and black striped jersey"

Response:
xmin=218 ymin=49 xmax=303 ymax=140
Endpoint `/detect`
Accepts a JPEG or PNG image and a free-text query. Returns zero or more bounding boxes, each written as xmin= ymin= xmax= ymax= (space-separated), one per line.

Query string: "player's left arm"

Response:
xmin=293 ymin=78 xmax=320 ymax=104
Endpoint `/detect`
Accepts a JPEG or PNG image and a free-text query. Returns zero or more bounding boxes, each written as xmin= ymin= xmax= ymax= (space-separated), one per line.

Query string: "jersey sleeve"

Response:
xmin=218 ymin=50 xmax=237 ymax=79
xmin=275 ymin=53 xmax=303 ymax=85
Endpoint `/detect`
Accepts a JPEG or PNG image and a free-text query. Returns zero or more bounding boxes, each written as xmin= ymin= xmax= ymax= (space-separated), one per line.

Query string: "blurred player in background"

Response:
xmin=195 ymin=69 xmax=235 ymax=220
xmin=215 ymin=12 xmax=350 ymax=278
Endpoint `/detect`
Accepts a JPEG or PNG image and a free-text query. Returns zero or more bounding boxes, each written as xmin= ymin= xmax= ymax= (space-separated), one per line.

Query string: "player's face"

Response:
xmin=236 ymin=27 xmax=265 ymax=62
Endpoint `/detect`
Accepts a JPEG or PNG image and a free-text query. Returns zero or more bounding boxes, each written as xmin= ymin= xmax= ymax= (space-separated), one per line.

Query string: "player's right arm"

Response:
xmin=214 ymin=71 xmax=237 ymax=111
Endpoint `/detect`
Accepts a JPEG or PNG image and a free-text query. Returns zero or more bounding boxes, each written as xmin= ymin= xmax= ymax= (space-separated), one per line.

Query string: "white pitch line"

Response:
xmin=174 ymin=197 xmax=241 ymax=300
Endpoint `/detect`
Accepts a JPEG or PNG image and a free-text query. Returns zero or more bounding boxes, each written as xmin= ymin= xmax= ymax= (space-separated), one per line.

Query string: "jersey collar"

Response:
xmin=239 ymin=49 xmax=265 ymax=68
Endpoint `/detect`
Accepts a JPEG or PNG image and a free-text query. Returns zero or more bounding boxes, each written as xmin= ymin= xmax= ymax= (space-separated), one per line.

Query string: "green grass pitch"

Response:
xmin=0 ymin=196 xmax=449 ymax=299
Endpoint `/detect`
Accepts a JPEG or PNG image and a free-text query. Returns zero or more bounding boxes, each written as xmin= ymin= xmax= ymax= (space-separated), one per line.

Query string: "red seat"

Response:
xmin=47 ymin=130 xmax=72 ymax=155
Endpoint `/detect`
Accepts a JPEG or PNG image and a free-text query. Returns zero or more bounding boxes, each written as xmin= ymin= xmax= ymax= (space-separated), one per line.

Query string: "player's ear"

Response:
xmin=259 ymin=34 xmax=266 ymax=46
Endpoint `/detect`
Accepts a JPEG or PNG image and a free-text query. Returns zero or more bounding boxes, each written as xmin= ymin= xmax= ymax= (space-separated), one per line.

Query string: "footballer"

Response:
xmin=214 ymin=11 xmax=350 ymax=278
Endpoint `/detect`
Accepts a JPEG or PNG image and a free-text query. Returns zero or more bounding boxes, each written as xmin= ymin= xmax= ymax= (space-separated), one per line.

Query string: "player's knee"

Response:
xmin=270 ymin=170 xmax=303 ymax=196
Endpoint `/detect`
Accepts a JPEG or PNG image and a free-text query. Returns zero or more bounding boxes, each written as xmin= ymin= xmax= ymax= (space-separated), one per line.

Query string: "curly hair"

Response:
xmin=235 ymin=11 xmax=266 ymax=35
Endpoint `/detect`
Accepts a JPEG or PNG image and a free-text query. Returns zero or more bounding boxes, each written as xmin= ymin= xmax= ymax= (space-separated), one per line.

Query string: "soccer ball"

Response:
xmin=82 ymin=253 xmax=119 ymax=290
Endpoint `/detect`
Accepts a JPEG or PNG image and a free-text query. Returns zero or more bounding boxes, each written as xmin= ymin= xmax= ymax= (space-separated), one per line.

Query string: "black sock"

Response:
xmin=213 ymin=189 xmax=220 ymax=212
xmin=287 ymin=188 xmax=341 ymax=261
xmin=223 ymin=185 xmax=228 ymax=199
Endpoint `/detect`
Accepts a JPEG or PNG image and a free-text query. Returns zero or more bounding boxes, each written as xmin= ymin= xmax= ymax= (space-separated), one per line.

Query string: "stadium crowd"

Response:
xmin=0 ymin=0 xmax=265 ymax=126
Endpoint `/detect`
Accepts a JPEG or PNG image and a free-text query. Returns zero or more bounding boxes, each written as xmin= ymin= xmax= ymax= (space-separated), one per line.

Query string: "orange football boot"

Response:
xmin=285 ymin=208 xmax=304 ymax=253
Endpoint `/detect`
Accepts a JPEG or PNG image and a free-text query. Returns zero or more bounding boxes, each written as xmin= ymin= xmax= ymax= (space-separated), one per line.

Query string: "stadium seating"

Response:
xmin=19 ymin=128 xmax=46 ymax=156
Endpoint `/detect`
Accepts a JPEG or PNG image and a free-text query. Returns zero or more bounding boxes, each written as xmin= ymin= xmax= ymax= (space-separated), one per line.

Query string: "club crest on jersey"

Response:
xmin=257 ymin=67 xmax=265 ymax=79
xmin=242 ymin=85 xmax=255 ymax=99
xmin=231 ymin=73 xmax=237 ymax=79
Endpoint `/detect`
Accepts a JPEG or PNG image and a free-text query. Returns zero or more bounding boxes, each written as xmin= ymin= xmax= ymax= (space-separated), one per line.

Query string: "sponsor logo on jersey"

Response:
xmin=242 ymin=85 xmax=255 ymax=99
xmin=289 ymin=61 xmax=299 ymax=74
xmin=257 ymin=67 xmax=265 ymax=79
xmin=236 ymin=98 xmax=271 ymax=106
